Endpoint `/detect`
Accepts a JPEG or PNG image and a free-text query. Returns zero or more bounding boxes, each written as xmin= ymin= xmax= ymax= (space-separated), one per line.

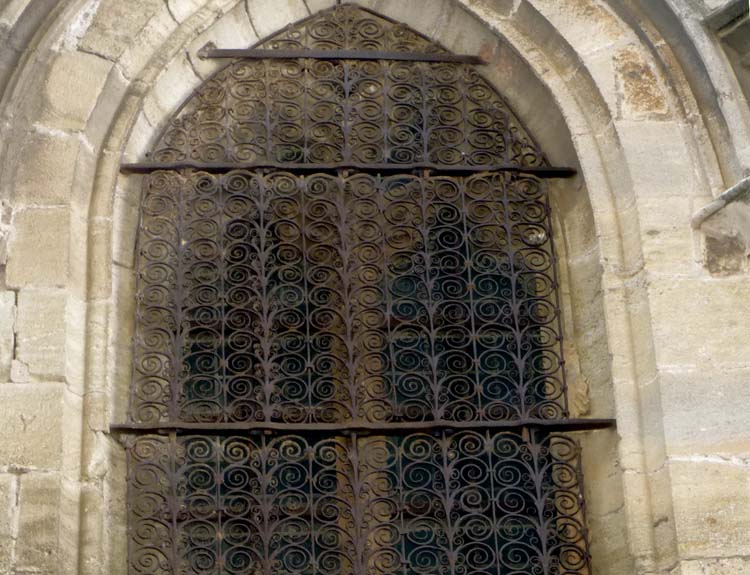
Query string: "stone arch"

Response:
xmin=104 ymin=5 xmax=639 ymax=573
xmin=0 ymin=1 xmax=748 ymax=574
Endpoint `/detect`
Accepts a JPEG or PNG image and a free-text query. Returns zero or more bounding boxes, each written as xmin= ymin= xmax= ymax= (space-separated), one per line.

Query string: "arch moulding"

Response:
xmin=1 ymin=1 xmax=748 ymax=575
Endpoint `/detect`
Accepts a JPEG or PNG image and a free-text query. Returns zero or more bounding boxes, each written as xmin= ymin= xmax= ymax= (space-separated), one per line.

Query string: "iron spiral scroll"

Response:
xmin=131 ymin=170 xmax=566 ymax=425
xmin=117 ymin=5 xmax=612 ymax=575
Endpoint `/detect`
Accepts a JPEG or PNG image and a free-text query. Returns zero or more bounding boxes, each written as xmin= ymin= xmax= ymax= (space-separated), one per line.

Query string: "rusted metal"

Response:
xmin=121 ymin=5 xmax=598 ymax=575
xmin=130 ymin=170 xmax=568 ymax=425
xmin=128 ymin=430 xmax=591 ymax=575
xmin=148 ymin=59 xmax=543 ymax=168
xmin=120 ymin=161 xmax=578 ymax=178
xmin=111 ymin=417 xmax=616 ymax=435
xmin=199 ymin=47 xmax=488 ymax=64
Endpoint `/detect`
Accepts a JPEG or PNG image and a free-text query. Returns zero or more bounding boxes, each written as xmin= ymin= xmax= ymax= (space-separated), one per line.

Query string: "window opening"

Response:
xmin=116 ymin=5 xmax=613 ymax=575
xmin=134 ymin=170 xmax=566 ymax=425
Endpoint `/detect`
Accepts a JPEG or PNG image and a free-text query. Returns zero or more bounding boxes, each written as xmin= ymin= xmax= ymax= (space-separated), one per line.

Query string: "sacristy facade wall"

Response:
xmin=0 ymin=0 xmax=749 ymax=574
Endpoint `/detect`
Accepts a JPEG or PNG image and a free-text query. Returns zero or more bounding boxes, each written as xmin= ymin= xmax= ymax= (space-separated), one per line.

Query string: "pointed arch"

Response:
xmin=124 ymin=5 xmax=600 ymax=575
xmin=149 ymin=4 xmax=543 ymax=167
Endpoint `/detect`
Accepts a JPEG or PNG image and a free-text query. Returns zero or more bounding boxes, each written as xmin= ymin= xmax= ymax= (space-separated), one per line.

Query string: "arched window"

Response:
xmin=118 ymin=5 xmax=611 ymax=575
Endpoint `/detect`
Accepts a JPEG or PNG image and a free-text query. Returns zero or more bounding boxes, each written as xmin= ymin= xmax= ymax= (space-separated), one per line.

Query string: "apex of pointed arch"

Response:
xmin=148 ymin=2 xmax=543 ymax=167
xmin=256 ymin=3 xmax=448 ymax=54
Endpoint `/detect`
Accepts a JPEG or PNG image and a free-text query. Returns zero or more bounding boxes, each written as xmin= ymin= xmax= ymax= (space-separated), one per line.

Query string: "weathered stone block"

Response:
xmin=682 ymin=556 xmax=750 ymax=575
xmin=104 ymin=443 xmax=129 ymax=573
xmin=0 ymin=1 xmax=30 ymax=27
xmin=41 ymin=51 xmax=112 ymax=131
xmin=6 ymin=207 xmax=70 ymax=288
xmin=588 ymin=503 xmax=635 ymax=575
xmin=76 ymin=481 xmax=107 ymax=575
xmin=432 ymin=2 xmax=497 ymax=55
xmin=525 ymin=0 xmax=629 ymax=56
xmin=84 ymin=64 xmax=129 ymax=150
xmin=187 ymin=2 xmax=258 ymax=79
xmin=12 ymin=131 xmax=80 ymax=206
xmin=0 ymin=201 xmax=9 ymax=267
xmin=0 ymin=291 xmax=15 ymax=381
xmin=61 ymin=294 xmax=87 ymax=395
xmin=576 ymin=48 xmax=619 ymax=117
xmin=670 ymin=459 xmax=750 ymax=558
xmin=15 ymin=289 xmax=67 ymax=379
xmin=636 ymin=196 xmax=694 ymax=274
xmin=246 ymin=0 xmax=308 ymax=38
xmin=83 ymin=391 xmax=108 ymax=434
xmin=122 ymin=113 xmax=156 ymax=163
xmin=112 ymin=181 xmax=141 ymax=268
xmin=648 ymin=276 xmax=749 ymax=369
xmin=703 ymin=557 xmax=750 ymax=574
xmin=679 ymin=561 xmax=704 ymax=575
xmin=616 ymin=120 xmax=698 ymax=198
xmin=10 ymin=359 xmax=30 ymax=383
xmin=703 ymin=0 xmax=743 ymax=11
xmin=705 ymin=232 xmax=747 ymax=274
xmin=80 ymin=0 xmax=163 ymax=60
xmin=166 ymin=0 xmax=206 ymax=23
xmin=305 ymin=0 xmax=336 ymax=13
xmin=0 ymin=383 xmax=64 ymax=469
xmin=581 ymin=430 xmax=625 ymax=516
xmin=110 ymin=265 xmax=136 ymax=423
xmin=701 ymin=200 xmax=750 ymax=276
xmin=0 ymin=474 xmax=15 ymax=574
xmin=117 ymin=5 xmax=178 ymax=80
xmin=67 ymin=211 xmax=111 ymax=301
xmin=661 ymin=368 xmax=750 ymax=457
xmin=149 ymin=54 xmax=201 ymax=122
xmin=614 ymin=46 xmax=669 ymax=118
xmin=356 ymin=0 xmax=453 ymax=39
xmin=15 ymin=472 xmax=61 ymax=573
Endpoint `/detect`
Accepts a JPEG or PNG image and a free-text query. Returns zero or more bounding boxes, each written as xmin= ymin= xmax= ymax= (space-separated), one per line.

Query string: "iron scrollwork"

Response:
xmin=124 ymin=5 xmax=594 ymax=575
xmin=129 ymin=431 xmax=589 ymax=575
xmin=151 ymin=5 xmax=541 ymax=168
xmin=131 ymin=170 xmax=565 ymax=425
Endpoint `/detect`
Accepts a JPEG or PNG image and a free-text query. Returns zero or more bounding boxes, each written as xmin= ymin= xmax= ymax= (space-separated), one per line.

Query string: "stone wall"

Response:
xmin=0 ymin=0 xmax=748 ymax=574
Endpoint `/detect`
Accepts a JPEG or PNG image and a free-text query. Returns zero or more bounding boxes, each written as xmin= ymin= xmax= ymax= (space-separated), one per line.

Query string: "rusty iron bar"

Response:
xmin=198 ymin=47 xmax=488 ymax=64
xmin=111 ymin=417 xmax=616 ymax=435
xmin=120 ymin=161 xmax=577 ymax=178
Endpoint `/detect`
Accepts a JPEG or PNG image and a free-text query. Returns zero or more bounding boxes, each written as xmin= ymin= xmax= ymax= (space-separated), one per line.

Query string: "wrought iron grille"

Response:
xmin=132 ymin=170 xmax=565 ymax=425
xmin=149 ymin=5 xmax=540 ymax=168
xmin=151 ymin=58 xmax=540 ymax=167
xmin=128 ymin=431 xmax=588 ymax=575
xmin=118 ymin=5 xmax=608 ymax=575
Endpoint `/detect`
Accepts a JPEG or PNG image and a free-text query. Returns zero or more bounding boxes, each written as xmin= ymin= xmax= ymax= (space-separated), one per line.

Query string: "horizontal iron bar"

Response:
xmin=110 ymin=418 xmax=616 ymax=436
xmin=120 ymin=161 xmax=578 ymax=178
xmin=199 ymin=47 xmax=487 ymax=64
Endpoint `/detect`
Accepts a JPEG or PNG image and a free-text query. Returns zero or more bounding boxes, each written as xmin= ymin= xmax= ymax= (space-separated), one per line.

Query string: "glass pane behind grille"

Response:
xmin=128 ymin=431 xmax=589 ymax=575
xmin=130 ymin=170 xmax=565 ymax=424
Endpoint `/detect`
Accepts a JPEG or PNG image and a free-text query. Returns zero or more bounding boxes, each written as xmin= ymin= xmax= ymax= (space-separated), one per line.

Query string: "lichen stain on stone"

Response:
xmin=537 ymin=0 xmax=626 ymax=40
xmin=615 ymin=47 xmax=669 ymax=116
xmin=465 ymin=0 xmax=517 ymax=18
xmin=705 ymin=233 xmax=748 ymax=275
xmin=701 ymin=194 xmax=750 ymax=275
xmin=565 ymin=0 xmax=620 ymax=28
